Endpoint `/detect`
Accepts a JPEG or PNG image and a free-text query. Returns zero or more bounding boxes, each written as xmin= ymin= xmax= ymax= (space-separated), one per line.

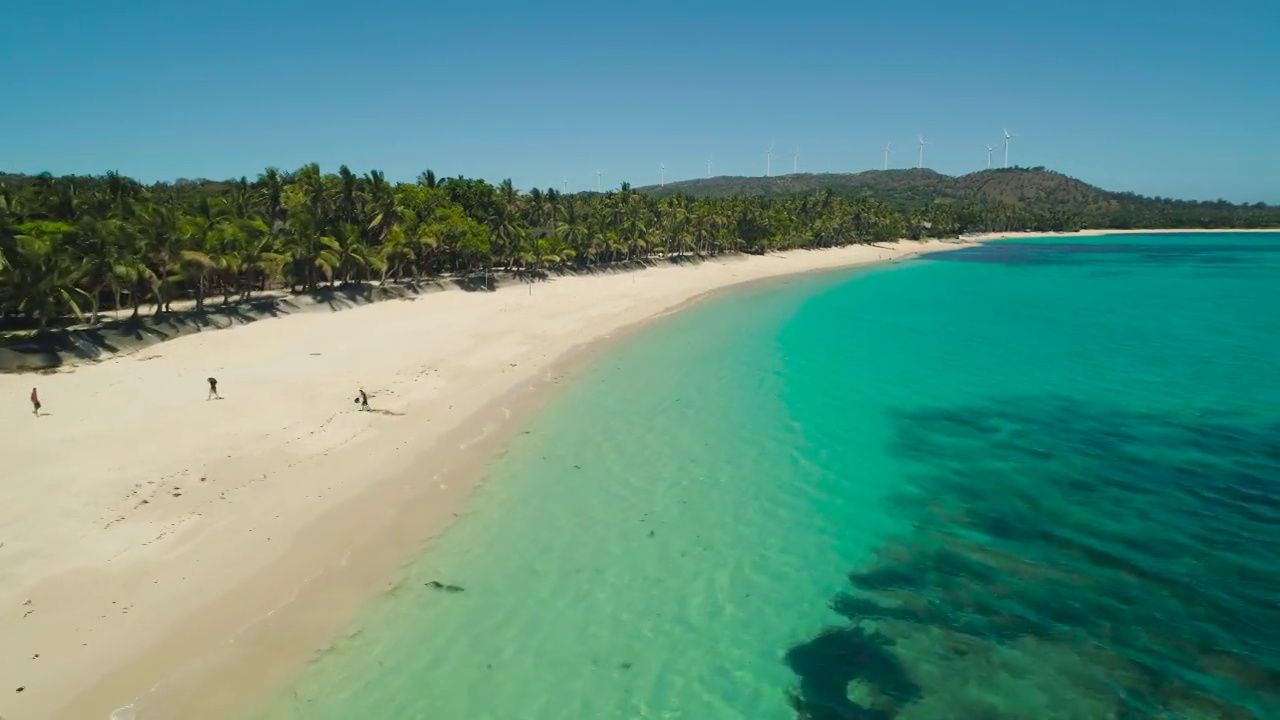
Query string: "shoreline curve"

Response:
xmin=0 ymin=239 xmax=955 ymax=720
xmin=2 ymin=230 xmax=1273 ymax=720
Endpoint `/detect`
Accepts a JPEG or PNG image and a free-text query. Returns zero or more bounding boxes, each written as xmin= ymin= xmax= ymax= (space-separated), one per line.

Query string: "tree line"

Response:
xmin=1 ymin=166 xmax=1275 ymax=329
xmin=644 ymin=168 xmax=1280 ymax=231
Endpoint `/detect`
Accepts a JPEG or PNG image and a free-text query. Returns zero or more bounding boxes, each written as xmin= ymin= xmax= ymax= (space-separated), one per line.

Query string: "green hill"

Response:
xmin=642 ymin=167 xmax=1257 ymax=207
xmin=637 ymin=168 xmax=1110 ymax=203
xmin=635 ymin=167 xmax=1277 ymax=230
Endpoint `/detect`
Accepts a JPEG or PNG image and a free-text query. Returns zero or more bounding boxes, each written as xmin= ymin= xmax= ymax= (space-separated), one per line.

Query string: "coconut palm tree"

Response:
xmin=10 ymin=221 xmax=91 ymax=327
xmin=7 ymin=161 xmax=1265 ymax=328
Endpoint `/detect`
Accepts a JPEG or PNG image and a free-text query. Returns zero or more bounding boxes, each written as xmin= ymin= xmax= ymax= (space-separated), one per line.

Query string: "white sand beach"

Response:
xmin=0 ymin=240 xmax=971 ymax=720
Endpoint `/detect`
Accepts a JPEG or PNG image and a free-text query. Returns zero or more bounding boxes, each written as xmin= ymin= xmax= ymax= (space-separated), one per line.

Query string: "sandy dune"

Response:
xmin=0 ymin=241 xmax=970 ymax=720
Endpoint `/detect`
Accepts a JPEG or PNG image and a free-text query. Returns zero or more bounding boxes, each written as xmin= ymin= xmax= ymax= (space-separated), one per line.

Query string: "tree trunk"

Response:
xmin=153 ymin=285 xmax=167 ymax=317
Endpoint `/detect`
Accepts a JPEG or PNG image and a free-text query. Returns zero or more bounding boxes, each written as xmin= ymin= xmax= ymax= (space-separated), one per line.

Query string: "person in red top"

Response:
xmin=30 ymin=387 xmax=41 ymax=417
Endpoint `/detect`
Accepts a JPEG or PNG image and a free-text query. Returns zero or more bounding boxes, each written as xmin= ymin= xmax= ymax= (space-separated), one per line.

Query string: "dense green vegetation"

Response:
xmin=643 ymin=168 xmax=1280 ymax=229
xmin=1 ymin=166 xmax=1276 ymax=329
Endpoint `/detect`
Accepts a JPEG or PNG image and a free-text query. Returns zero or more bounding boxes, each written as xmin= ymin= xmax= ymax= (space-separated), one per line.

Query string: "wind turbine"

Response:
xmin=882 ymin=141 xmax=892 ymax=170
xmin=596 ymin=170 xmax=604 ymax=192
xmin=793 ymin=148 xmax=800 ymax=174
xmin=766 ymin=142 xmax=775 ymax=177
xmin=917 ymin=135 xmax=931 ymax=169
xmin=660 ymin=162 xmax=665 ymax=187
xmin=985 ymin=145 xmax=995 ymax=169
xmin=1002 ymin=128 xmax=1018 ymax=168
xmin=707 ymin=155 xmax=714 ymax=178
xmin=562 ymin=178 xmax=568 ymax=193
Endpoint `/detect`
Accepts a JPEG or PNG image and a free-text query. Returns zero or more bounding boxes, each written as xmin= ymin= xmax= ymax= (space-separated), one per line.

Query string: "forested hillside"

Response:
xmin=1 ymin=165 xmax=1276 ymax=331
xmin=640 ymin=168 xmax=1279 ymax=229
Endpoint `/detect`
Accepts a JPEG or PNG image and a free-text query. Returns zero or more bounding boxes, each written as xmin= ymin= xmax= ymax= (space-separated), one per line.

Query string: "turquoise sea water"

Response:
xmin=258 ymin=233 xmax=1280 ymax=719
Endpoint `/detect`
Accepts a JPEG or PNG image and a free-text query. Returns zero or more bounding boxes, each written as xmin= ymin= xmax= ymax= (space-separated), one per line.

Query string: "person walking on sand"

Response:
xmin=30 ymin=387 xmax=41 ymax=417
xmin=207 ymin=377 xmax=221 ymax=400
xmin=357 ymin=387 xmax=369 ymax=411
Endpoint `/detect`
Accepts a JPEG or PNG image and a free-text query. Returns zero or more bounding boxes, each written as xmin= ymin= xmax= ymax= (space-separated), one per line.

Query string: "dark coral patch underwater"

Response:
xmin=786 ymin=397 xmax=1280 ymax=719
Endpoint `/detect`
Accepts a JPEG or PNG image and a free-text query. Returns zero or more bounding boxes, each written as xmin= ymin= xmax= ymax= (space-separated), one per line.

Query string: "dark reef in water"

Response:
xmin=424 ymin=581 xmax=465 ymax=593
xmin=785 ymin=397 xmax=1280 ymax=719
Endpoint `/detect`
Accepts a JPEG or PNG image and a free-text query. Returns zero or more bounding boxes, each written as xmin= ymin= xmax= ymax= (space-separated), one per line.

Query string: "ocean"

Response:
xmin=256 ymin=233 xmax=1280 ymax=719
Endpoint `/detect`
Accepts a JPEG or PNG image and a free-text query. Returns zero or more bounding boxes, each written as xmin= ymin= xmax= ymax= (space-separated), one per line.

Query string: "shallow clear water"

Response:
xmin=259 ymin=233 xmax=1280 ymax=720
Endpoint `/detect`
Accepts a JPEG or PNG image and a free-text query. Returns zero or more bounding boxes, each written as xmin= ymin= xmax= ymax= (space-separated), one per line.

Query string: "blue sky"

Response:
xmin=3 ymin=0 xmax=1277 ymax=202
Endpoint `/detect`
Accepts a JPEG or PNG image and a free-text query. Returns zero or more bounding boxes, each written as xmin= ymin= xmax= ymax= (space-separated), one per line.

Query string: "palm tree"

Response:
xmin=218 ymin=217 xmax=278 ymax=300
xmin=3 ymin=163 xmax=1272 ymax=328
xmin=177 ymin=199 xmax=224 ymax=312
xmin=332 ymin=222 xmax=373 ymax=284
xmin=70 ymin=216 xmax=132 ymax=324
xmin=486 ymin=202 xmax=525 ymax=270
xmin=10 ymin=221 xmax=91 ymax=327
